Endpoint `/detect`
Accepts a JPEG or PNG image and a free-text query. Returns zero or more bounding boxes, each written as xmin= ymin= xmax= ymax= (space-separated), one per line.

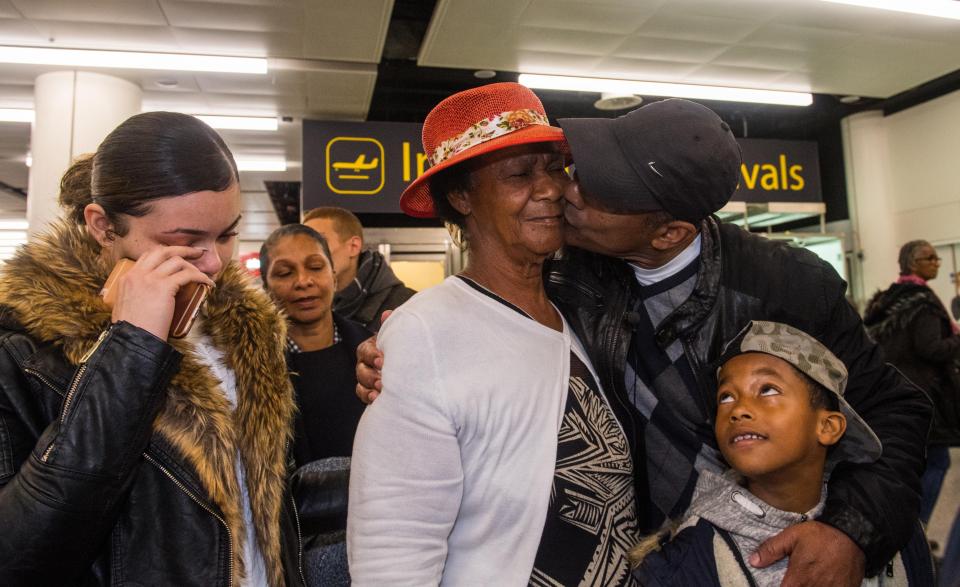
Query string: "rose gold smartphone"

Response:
xmin=101 ymin=258 xmax=210 ymax=339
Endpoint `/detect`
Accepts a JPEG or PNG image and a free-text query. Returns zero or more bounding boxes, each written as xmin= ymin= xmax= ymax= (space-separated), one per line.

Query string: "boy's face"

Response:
xmin=715 ymin=352 xmax=844 ymax=484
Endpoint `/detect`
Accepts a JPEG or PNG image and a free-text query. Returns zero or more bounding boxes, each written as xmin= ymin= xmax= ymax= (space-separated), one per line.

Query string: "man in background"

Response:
xmin=304 ymin=206 xmax=416 ymax=331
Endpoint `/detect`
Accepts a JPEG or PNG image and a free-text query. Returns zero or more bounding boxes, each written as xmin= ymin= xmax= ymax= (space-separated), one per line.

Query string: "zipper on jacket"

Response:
xmin=23 ymin=368 xmax=64 ymax=397
xmin=143 ymin=452 xmax=235 ymax=587
xmin=40 ymin=362 xmax=86 ymax=462
xmin=40 ymin=330 xmax=110 ymax=462
xmin=290 ymin=494 xmax=306 ymax=586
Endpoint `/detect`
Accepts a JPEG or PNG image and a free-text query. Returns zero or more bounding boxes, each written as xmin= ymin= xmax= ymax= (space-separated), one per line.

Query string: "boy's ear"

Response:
xmin=817 ymin=411 xmax=847 ymax=447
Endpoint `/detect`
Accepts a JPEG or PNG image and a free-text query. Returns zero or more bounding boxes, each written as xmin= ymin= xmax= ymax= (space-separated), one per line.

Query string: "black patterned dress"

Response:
xmin=529 ymin=352 xmax=639 ymax=587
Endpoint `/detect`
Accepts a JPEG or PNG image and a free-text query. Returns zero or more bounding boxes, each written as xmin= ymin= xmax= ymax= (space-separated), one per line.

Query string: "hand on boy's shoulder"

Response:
xmin=750 ymin=521 xmax=864 ymax=587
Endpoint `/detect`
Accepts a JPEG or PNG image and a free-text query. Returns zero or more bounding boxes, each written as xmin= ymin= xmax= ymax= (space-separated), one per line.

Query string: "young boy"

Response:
xmin=631 ymin=321 xmax=933 ymax=587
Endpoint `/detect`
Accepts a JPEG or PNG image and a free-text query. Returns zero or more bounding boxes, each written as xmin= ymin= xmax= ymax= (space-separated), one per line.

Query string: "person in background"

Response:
xmin=260 ymin=223 xmax=369 ymax=587
xmin=0 ymin=112 xmax=303 ymax=586
xmin=303 ymin=207 xmax=415 ymax=331
xmin=349 ymin=82 xmax=638 ymax=585
xmin=260 ymin=223 xmax=371 ymax=464
xmin=864 ymin=240 xmax=960 ymax=525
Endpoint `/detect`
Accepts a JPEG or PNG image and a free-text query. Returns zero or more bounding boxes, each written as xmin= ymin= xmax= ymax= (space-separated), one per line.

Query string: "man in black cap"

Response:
xmin=356 ymin=99 xmax=929 ymax=586
xmin=547 ymin=99 xmax=929 ymax=586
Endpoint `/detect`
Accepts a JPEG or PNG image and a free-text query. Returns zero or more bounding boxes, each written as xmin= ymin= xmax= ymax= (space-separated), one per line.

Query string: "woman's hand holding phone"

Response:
xmin=108 ymin=247 xmax=215 ymax=341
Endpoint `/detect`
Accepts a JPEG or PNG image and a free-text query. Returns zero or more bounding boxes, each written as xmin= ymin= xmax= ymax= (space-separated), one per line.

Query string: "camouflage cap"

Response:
xmin=719 ymin=320 xmax=883 ymax=466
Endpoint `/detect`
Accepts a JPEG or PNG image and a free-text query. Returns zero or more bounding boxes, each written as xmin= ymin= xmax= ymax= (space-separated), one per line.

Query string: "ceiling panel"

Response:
xmin=659 ymin=0 xmax=784 ymax=21
xmin=593 ymin=56 xmax=699 ymax=81
xmin=739 ymin=23 xmax=860 ymax=53
xmin=515 ymin=27 xmax=625 ymax=57
xmin=635 ymin=13 xmax=761 ymax=44
xmin=169 ymin=26 xmax=300 ymax=56
xmin=612 ymin=36 xmax=727 ymax=64
xmin=521 ymin=0 xmax=659 ymax=35
xmin=0 ymin=17 xmax=50 ymax=45
xmin=11 ymin=0 xmax=166 ymax=26
xmin=712 ymin=45 xmax=811 ymax=72
xmin=302 ymin=0 xmax=394 ymax=63
xmin=420 ymin=0 xmax=960 ymax=98
xmin=27 ymin=21 xmax=179 ymax=51
xmin=160 ymin=0 xmax=304 ymax=33
xmin=304 ymin=70 xmax=377 ymax=120
xmin=0 ymin=0 xmax=21 ymax=19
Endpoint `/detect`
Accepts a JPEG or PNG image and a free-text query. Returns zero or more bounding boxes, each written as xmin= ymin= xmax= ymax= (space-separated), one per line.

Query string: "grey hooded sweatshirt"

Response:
xmin=674 ymin=470 xmax=908 ymax=587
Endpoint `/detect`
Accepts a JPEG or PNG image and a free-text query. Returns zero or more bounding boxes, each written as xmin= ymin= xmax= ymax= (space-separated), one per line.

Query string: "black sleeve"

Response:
xmin=817 ymin=283 xmax=932 ymax=576
xmin=0 ymin=322 xmax=181 ymax=585
xmin=910 ymin=312 xmax=960 ymax=364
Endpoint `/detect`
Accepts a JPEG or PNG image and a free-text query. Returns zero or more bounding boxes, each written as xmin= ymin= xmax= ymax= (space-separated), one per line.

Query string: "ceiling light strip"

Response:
xmin=821 ymin=0 xmax=960 ymax=20
xmin=0 ymin=46 xmax=267 ymax=74
xmin=196 ymin=115 xmax=279 ymax=131
xmin=235 ymin=157 xmax=287 ymax=172
xmin=519 ymin=74 xmax=812 ymax=107
xmin=0 ymin=108 xmax=33 ymax=123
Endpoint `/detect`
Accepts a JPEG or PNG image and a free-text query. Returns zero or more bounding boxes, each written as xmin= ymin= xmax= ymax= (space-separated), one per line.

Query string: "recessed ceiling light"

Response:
xmin=0 ymin=46 xmax=268 ymax=74
xmin=519 ymin=74 xmax=813 ymax=107
xmin=839 ymin=95 xmax=862 ymax=104
xmin=821 ymin=0 xmax=960 ymax=20
xmin=474 ymin=70 xmax=497 ymax=79
xmin=594 ymin=93 xmax=643 ymax=111
xmin=155 ymin=79 xmax=180 ymax=88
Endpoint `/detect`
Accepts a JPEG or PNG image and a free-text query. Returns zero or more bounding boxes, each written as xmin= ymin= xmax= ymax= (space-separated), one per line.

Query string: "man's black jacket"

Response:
xmin=546 ymin=216 xmax=931 ymax=575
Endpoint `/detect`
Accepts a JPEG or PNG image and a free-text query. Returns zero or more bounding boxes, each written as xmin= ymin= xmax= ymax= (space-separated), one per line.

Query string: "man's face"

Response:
xmin=562 ymin=177 xmax=657 ymax=258
xmin=304 ymin=217 xmax=355 ymax=288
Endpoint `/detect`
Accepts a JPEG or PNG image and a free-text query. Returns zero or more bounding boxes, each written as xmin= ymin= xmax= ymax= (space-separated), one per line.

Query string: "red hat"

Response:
xmin=399 ymin=82 xmax=567 ymax=218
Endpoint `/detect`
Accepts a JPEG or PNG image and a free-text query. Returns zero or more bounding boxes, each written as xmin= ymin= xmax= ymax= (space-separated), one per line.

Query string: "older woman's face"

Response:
xmin=265 ymin=233 xmax=336 ymax=325
xmin=458 ymin=143 xmax=569 ymax=261
xmin=911 ymin=244 xmax=940 ymax=281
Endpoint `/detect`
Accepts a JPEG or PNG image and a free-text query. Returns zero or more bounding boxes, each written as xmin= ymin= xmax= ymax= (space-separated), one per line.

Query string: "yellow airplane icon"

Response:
xmin=332 ymin=154 xmax=380 ymax=179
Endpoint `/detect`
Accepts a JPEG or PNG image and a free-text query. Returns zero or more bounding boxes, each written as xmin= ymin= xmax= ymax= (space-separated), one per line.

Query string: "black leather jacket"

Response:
xmin=546 ymin=217 xmax=932 ymax=576
xmin=0 ymin=317 xmax=305 ymax=586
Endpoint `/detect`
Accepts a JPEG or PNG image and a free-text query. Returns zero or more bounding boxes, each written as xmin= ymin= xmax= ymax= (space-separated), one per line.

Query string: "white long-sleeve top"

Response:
xmin=347 ymin=276 xmax=597 ymax=586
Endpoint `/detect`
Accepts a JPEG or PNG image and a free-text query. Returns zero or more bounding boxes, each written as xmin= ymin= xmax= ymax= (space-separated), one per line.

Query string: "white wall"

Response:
xmin=844 ymin=89 xmax=960 ymax=306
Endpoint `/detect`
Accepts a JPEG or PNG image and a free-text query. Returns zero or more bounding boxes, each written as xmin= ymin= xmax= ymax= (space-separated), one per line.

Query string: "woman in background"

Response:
xmin=864 ymin=239 xmax=960 ymax=525
xmin=261 ymin=223 xmax=371 ymax=586
xmin=260 ymin=223 xmax=370 ymax=465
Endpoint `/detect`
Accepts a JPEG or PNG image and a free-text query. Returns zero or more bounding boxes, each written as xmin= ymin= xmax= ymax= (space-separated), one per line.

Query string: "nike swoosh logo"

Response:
xmin=648 ymin=161 xmax=664 ymax=177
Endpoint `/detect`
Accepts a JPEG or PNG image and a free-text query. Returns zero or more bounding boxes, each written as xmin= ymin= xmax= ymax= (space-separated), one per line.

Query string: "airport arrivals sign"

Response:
xmin=302 ymin=120 xmax=822 ymax=214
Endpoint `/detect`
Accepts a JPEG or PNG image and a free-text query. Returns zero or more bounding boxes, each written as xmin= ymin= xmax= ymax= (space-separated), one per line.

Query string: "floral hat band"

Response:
xmin=399 ymin=82 xmax=567 ymax=218
xmin=429 ymin=109 xmax=551 ymax=166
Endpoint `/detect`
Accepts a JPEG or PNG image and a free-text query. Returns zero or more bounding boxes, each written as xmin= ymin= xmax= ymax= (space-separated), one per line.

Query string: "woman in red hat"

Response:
xmin=347 ymin=82 xmax=638 ymax=585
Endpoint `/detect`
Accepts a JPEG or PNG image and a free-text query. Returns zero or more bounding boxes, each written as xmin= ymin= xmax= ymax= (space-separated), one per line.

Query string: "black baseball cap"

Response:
xmin=559 ymin=99 xmax=742 ymax=223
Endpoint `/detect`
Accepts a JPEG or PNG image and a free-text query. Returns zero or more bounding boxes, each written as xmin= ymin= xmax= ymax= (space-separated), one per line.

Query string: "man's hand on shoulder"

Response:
xmin=355 ymin=310 xmax=392 ymax=404
xmin=751 ymin=520 xmax=865 ymax=587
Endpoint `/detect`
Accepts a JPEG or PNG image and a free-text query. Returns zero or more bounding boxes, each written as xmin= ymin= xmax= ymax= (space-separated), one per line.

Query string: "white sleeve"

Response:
xmin=347 ymin=309 xmax=463 ymax=586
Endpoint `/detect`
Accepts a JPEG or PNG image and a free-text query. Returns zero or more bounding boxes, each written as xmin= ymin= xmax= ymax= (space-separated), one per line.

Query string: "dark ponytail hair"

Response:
xmin=58 ymin=111 xmax=238 ymax=235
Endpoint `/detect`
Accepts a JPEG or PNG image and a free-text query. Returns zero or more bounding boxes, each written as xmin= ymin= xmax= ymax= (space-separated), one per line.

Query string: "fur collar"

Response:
xmin=0 ymin=220 xmax=295 ymax=586
xmin=865 ymin=283 xmax=946 ymax=343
